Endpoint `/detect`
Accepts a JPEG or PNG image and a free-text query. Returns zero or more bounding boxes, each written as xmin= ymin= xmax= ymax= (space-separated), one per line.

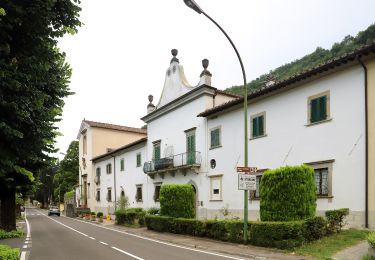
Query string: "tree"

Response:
xmin=0 ymin=1 xmax=81 ymax=231
xmin=53 ymin=141 xmax=79 ymax=203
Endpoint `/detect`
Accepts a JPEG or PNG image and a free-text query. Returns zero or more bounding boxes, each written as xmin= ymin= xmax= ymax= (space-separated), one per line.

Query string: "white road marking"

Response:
xmin=100 ymin=241 xmax=108 ymax=245
xmin=20 ymin=251 xmax=26 ymax=260
xmin=89 ymin=236 xmax=95 ymax=240
xmin=61 ymin=215 xmax=245 ymax=260
xmin=112 ymin=246 xmax=144 ymax=260
xmin=23 ymin=245 xmax=27 ymax=249
xmin=41 ymin=213 xmax=89 ymax=237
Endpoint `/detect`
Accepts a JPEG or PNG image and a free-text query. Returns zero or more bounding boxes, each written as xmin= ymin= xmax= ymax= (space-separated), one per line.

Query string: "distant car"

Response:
xmin=48 ymin=206 xmax=60 ymax=216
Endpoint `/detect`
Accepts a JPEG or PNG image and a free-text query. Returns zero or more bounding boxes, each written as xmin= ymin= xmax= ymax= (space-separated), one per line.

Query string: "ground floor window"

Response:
xmin=106 ymin=188 xmax=112 ymax=202
xmin=136 ymin=185 xmax=143 ymax=202
xmin=96 ymin=189 xmax=100 ymax=201
xmin=305 ymin=160 xmax=334 ymax=198
xmin=209 ymin=175 xmax=223 ymax=201
xmin=153 ymin=183 xmax=161 ymax=202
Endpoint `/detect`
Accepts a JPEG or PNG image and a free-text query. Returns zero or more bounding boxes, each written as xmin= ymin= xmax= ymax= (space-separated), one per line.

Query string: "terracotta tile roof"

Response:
xmin=91 ymin=137 xmax=147 ymax=161
xmin=83 ymin=120 xmax=147 ymax=134
xmin=198 ymin=42 xmax=375 ymax=117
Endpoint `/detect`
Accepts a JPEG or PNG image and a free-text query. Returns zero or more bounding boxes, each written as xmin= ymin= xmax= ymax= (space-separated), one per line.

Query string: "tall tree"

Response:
xmin=0 ymin=0 xmax=81 ymax=231
xmin=54 ymin=140 xmax=79 ymax=203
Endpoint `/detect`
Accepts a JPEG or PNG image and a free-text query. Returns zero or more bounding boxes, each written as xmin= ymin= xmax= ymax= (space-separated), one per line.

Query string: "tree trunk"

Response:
xmin=0 ymin=187 xmax=16 ymax=231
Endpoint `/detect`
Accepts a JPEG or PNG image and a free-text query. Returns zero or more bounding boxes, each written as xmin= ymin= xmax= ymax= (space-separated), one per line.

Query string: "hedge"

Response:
xmin=325 ymin=208 xmax=349 ymax=233
xmin=0 ymin=245 xmax=19 ymax=260
xmin=160 ymin=184 xmax=195 ymax=218
xmin=260 ymin=165 xmax=317 ymax=221
xmin=145 ymin=215 xmax=326 ymax=248
xmin=115 ymin=208 xmax=146 ymax=226
xmin=0 ymin=229 xmax=24 ymax=239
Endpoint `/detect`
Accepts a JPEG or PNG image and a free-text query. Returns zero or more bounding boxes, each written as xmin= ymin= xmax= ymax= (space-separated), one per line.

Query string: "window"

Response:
xmin=83 ymin=135 xmax=87 ymax=155
xmin=251 ymin=112 xmax=266 ymax=139
xmin=185 ymin=129 xmax=196 ymax=165
xmin=153 ymin=142 xmax=161 ymax=160
xmin=209 ymin=175 xmax=222 ymax=201
xmin=136 ymin=153 xmax=142 ymax=167
xmin=308 ymin=91 xmax=330 ymax=124
xmin=106 ymin=163 xmax=112 ymax=174
xmin=305 ymin=160 xmax=334 ymax=198
xmin=120 ymin=158 xmax=125 ymax=171
xmin=95 ymin=167 xmax=101 ymax=185
xmin=106 ymin=188 xmax=112 ymax=202
xmin=87 ymin=183 xmax=90 ymax=199
xmin=96 ymin=189 xmax=100 ymax=201
xmin=136 ymin=185 xmax=143 ymax=202
xmin=153 ymin=183 xmax=161 ymax=202
xmin=210 ymin=127 xmax=221 ymax=149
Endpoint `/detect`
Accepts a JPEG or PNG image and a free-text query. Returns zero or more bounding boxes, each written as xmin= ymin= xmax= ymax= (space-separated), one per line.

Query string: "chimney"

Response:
xmin=199 ymin=59 xmax=212 ymax=86
xmin=147 ymin=95 xmax=156 ymax=114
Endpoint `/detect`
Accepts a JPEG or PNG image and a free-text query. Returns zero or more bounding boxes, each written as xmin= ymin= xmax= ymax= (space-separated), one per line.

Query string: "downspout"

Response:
xmin=113 ymin=156 xmax=117 ymax=212
xmin=358 ymin=56 xmax=369 ymax=228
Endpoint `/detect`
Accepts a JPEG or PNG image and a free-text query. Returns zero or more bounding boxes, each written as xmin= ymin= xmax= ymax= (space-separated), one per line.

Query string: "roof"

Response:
xmin=91 ymin=137 xmax=147 ymax=162
xmin=83 ymin=120 xmax=147 ymax=134
xmin=198 ymin=42 xmax=375 ymax=117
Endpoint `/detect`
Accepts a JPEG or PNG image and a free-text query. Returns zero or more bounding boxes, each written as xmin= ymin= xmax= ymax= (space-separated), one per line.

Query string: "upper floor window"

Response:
xmin=210 ymin=127 xmax=221 ymax=149
xmin=153 ymin=141 xmax=161 ymax=160
xmin=308 ymin=91 xmax=330 ymax=124
xmin=95 ymin=167 xmax=101 ymax=185
xmin=120 ymin=158 xmax=125 ymax=171
xmin=106 ymin=163 xmax=112 ymax=174
xmin=83 ymin=135 xmax=87 ymax=155
xmin=251 ymin=112 xmax=266 ymax=139
xmin=136 ymin=153 xmax=142 ymax=167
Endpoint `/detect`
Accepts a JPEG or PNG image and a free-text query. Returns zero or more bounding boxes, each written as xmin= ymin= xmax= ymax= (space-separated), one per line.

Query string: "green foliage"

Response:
xmin=260 ymin=165 xmax=317 ymax=221
xmin=0 ymin=229 xmax=24 ymax=239
xmin=64 ymin=190 xmax=74 ymax=200
xmin=159 ymin=184 xmax=195 ymax=218
xmin=96 ymin=212 xmax=103 ymax=218
xmin=15 ymin=193 xmax=24 ymax=205
xmin=54 ymin=141 xmax=79 ymax=202
xmin=145 ymin=215 xmax=174 ymax=232
xmin=0 ymin=245 xmax=20 ymax=260
xmin=367 ymin=232 xmax=375 ymax=248
xmin=173 ymin=218 xmax=206 ymax=237
xmin=302 ymin=216 xmax=327 ymax=241
xmin=225 ymin=23 xmax=375 ymax=96
xmin=116 ymin=193 xmax=130 ymax=210
xmin=147 ymin=207 xmax=160 ymax=215
xmin=325 ymin=208 xmax=349 ymax=233
xmin=115 ymin=208 xmax=146 ymax=226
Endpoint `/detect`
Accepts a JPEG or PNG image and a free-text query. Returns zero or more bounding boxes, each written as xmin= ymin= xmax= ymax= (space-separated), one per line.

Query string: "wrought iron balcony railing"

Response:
xmin=143 ymin=151 xmax=201 ymax=174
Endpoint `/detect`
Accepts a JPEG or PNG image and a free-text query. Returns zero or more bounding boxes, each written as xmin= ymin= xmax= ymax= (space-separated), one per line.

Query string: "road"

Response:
xmin=24 ymin=208 xmax=244 ymax=260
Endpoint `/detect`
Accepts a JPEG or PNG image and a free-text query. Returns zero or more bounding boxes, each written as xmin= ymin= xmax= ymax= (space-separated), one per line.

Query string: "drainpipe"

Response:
xmin=113 ymin=156 xmax=117 ymax=212
xmin=358 ymin=56 xmax=369 ymax=228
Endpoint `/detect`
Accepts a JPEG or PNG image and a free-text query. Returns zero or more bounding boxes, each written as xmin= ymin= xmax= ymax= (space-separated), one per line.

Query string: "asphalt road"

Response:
xmin=25 ymin=208 xmax=244 ymax=260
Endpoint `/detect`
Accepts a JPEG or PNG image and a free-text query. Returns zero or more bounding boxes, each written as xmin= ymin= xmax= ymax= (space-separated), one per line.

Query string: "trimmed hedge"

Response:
xmin=0 ymin=229 xmax=24 ymax=239
xmin=115 ymin=208 xmax=146 ymax=226
xmin=325 ymin=208 xmax=349 ymax=233
xmin=260 ymin=165 xmax=317 ymax=221
xmin=145 ymin=215 xmax=327 ymax=248
xmin=0 ymin=245 xmax=19 ymax=260
xmin=160 ymin=184 xmax=195 ymax=218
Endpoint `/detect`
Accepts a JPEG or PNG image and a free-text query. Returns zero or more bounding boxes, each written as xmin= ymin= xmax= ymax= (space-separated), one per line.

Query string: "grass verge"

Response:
xmin=290 ymin=229 xmax=369 ymax=260
xmin=0 ymin=229 xmax=24 ymax=240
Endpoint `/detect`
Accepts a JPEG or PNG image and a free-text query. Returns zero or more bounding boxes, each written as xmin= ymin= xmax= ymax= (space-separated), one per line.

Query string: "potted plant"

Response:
xmin=368 ymin=232 xmax=375 ymax=257
xmin=91 ymin=212 xmax=96 ymax=221
xmin=97 ymin=212 xmax=103 ymax=223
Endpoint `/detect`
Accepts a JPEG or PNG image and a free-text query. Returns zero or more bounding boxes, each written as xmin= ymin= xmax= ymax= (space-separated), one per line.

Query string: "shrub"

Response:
xmin=368 ymin=232 xmax=375 ymax=248
xmin=97 ymin=212 xmax=103 ymax=218
xmin=250 ymin=221 xmax=305 ymax=249
xmin=0 ymin=229 xmax=24 ymax=239
xmin=64 ymin=190 xmax=74 ymax=200
xmin=303 ymin=216 xmax=327 ymax=241
xmin=260 ymin=165 xmax=317 ymax=221
xmin=91 ymin=212 xmax=96 ymax=216
xmin=116 ymin=193 xmax=130 ymax=210
xmin=160 ymin=184 xmax=195 ymax=218
xmin=145 ymin=215 xmax=174 ymax=232
xmin=174 ymin=218 xmax=205 ymax=236
xmin=115 ymin=208 xmax=146 ymax=226
xmin=147 ymin=207 xmax=160 ymax=215
xmin=325 ymin=208 xmax=349 ymax=233
xmin=0 ymin=245 xmax=20 ymax=260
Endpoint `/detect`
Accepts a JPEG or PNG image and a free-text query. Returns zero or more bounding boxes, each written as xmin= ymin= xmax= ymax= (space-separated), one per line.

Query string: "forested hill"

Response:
xmin=225 ymin=23 xmax=375 ymax=96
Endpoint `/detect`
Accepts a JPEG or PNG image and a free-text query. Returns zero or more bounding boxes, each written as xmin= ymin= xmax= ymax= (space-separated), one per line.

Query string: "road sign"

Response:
xmin=236 ymin=166 xmax=257 ymax=173
xmin=238 ymin=173 xmax=257 ymax=190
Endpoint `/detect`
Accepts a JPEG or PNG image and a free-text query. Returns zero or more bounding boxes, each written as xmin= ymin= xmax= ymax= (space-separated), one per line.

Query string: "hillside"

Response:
xmin=225 ymin=23 xmax=375 ymax=96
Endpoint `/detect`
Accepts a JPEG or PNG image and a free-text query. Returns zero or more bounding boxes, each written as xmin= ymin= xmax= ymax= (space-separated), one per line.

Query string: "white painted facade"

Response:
xmin=90 ymin=50 xmax=371 ymax=227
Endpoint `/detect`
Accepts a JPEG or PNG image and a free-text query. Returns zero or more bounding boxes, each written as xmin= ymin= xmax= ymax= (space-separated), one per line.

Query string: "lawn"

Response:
xmin=290 ymin=229 xmax=369 ymax=260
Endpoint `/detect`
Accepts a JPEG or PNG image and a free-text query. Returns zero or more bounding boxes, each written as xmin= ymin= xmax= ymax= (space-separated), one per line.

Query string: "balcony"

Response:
xmin=143 ymin=151 xmax=201 ymax=178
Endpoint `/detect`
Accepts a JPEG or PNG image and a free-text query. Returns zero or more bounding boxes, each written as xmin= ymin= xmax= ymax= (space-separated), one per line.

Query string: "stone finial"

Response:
xmin=147 ymin=94 xmax=156 ymax=114
xmin=170 ymin=49 xmax=179 ymax=64
xmin=200 ymin=58 xmax=212 ymax=77
xmin=199 ymin=58 xmax=212 ymax=86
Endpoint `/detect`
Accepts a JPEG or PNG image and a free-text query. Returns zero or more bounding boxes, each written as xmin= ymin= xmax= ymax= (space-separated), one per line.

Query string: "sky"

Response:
xmin=56 ymin=0 xmax=375 ymax=158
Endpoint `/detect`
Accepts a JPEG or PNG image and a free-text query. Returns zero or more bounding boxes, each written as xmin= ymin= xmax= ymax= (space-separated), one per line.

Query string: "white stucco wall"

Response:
xmin=207 ymin=66 xmax=366 ymax=225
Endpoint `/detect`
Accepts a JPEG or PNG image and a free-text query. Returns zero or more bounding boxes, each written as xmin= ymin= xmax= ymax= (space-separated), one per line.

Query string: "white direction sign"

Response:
xmin=238 ymin=174 xmax=257 ymax=190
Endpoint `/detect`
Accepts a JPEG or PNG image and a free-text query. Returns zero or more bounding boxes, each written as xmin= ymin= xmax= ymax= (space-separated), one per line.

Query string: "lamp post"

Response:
xmin=183 ymin=0 xmax=249 ymax=242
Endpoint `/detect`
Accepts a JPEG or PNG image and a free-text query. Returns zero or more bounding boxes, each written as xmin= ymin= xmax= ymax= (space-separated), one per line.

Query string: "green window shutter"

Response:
xmin=120 ymin=159 xmax=124 ymax=171
xmin=211 ymin=129 xmax=220 ymax=147
xmin=252 ymin=117 xmax=258 ymax=137
xmin=259 ymin=116 xmax=264 ymax=136
xmin=311 ymin=98 xmax=319 ymax=123
xmin=320 ymin=96 xmax=327 ymax=120
xmin=311 ymin=96 xmax=327 ymax=123
xmin=154 ymin=145 xmax=160 ymax=160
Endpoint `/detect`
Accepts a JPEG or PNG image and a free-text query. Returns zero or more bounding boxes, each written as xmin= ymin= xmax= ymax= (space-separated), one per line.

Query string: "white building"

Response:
xmin=90 ymin=45 xmax=375 ymax=228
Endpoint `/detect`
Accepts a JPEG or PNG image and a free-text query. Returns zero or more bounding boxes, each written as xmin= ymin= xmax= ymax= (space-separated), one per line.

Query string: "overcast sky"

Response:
xmin=56 ymin=0 xmax=375 ymax=158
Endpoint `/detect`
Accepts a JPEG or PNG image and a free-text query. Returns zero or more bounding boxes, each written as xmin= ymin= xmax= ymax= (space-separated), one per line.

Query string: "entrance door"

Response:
xmin=186 ymin=132 xmax=196 ymax=165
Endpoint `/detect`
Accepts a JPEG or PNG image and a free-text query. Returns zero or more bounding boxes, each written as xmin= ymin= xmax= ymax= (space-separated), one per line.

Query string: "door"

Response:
xmin=186 ymin=133 xmax=196 ymax=165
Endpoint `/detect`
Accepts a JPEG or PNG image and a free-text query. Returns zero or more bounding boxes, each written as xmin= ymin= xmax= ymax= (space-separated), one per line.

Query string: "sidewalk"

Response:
xmin=332 ymin=240 xmax=370 ymax=260
xmin=0 ymin=218 xmax=26 ymax=249
xmin=95 ymin=218 xmax=312 ymax=260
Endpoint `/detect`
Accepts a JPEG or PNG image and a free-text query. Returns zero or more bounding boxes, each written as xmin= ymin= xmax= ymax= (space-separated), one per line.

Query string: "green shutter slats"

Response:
xmin=311 ymin=95 xmax=327 ymax=123
xmin=252 ymin=115 xmax=264 ymax=138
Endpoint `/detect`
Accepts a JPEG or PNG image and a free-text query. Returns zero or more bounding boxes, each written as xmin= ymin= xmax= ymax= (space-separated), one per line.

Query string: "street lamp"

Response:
xmin=46 ymin=174 xmax=51 ymax=207
xmin=183 ymin=0 xmax=249 ymax=242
